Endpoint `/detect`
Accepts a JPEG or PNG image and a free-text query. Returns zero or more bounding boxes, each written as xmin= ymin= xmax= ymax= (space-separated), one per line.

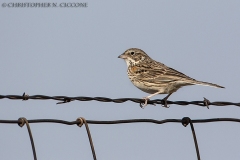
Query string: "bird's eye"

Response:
xmin=130 ymin=52 xmax=135 ymax=55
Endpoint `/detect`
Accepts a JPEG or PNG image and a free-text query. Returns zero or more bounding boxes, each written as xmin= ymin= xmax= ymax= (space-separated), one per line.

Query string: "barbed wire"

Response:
xmin=0 ymin=93 xmax=239 ymax=108
xmin=1 ymin=117 xmax=240 ymax=160
xmin=1 ymin=93 xmax=240 ymax=159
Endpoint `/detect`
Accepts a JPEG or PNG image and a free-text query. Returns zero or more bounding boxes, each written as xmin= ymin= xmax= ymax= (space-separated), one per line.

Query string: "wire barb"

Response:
xmin=203 ymin=97 xmax=210 ymax=109
xmin=22 ymin=92 xmax=29 ymax=101
xmin=56 ymin=98 xmax=73 ymax=104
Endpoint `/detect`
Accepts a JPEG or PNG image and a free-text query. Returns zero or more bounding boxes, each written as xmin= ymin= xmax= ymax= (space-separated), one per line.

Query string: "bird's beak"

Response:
xmin=118 ymin=54 xmax=127 ymax=59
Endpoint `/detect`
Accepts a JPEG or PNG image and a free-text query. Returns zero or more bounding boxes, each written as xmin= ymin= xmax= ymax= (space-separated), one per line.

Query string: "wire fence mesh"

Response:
xmin=1 ymin=93 xmax=240 ymax=160
xmin=1 ymin=117 xmax=240 ymax=160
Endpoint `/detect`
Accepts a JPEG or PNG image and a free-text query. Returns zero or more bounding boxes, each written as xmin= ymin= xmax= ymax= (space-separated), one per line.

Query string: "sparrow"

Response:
xmin=118 ymin=48 xmax=224 ymax=108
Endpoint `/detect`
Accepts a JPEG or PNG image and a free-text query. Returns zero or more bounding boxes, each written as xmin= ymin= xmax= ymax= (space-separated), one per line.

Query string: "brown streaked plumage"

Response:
xmin=118 ymin=48 xmax=224 ymax=108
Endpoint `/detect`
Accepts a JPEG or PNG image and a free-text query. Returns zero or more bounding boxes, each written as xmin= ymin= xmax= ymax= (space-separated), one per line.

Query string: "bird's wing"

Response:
xmin=130 ymin=60 xmax=224 ymax=88
xmin=134 ymin=63 xmax=196 ymax=84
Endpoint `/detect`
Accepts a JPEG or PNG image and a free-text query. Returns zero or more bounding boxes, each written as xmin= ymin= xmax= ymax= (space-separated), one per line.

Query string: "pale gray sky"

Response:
xmin=1 ymin=0 xmax=240 ymax=159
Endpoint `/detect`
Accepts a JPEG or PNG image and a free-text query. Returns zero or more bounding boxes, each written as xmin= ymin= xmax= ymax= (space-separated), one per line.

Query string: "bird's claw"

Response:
xmin=140 ymin=97 xmax=150 ymax=109
xmin=161 ymin=98 xmax=170 ymax=108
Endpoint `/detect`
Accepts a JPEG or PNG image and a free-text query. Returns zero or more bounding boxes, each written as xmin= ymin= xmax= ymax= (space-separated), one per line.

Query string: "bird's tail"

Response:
xmin=192 ymin=80 xmax=224 ymax=88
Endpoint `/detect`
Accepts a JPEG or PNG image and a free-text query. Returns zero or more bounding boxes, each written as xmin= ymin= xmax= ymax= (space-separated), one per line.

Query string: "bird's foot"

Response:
xmin=140 ymin=97 xmax=150 ymax=109
xmin=161 ymin=98 xmax=170 ymax=108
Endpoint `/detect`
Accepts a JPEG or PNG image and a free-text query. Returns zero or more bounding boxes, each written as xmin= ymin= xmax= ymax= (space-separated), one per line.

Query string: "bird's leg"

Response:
xmin=162 ymin=93 xmax=172 ymax=108
xmin=140 ymin=91 xmax=162 ymax=108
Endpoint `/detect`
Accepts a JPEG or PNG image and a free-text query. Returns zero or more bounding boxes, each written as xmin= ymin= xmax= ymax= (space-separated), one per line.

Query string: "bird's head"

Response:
xmin=118 ymin=48 xmax=150 ymax=67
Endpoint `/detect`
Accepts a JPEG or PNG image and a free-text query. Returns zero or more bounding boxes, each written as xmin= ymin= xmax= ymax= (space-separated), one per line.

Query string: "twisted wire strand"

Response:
xmin=0 ymin=93 xmax=239 ymax=107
